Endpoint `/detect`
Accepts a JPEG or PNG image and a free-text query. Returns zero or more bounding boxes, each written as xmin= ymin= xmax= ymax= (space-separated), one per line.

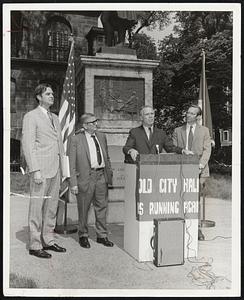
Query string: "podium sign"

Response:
xmin=124 ymin=154 xmax=200 ymax=262
xmin=136 ymin=154 xmax=199 ymax=221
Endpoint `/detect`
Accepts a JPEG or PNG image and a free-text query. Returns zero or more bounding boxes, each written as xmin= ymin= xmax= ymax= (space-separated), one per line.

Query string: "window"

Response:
xmin=46 ymin=16 xmax=72 ymax=62
xmin=223 ymin=130 xmax=229 ymax=142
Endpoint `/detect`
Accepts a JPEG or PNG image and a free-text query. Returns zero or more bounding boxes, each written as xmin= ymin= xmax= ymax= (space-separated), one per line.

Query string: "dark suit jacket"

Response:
xmin=172 ymin=124 xmax=211 ymax=177
xmin=69 ymin=131 xmax=113 ymax=192
xmin=123 ymin=125 xmax=183 ymax=163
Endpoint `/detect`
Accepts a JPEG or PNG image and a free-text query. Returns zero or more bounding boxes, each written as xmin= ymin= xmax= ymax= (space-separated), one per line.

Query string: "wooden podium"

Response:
xmin=124 ymin=154 xmax=199 ymax=262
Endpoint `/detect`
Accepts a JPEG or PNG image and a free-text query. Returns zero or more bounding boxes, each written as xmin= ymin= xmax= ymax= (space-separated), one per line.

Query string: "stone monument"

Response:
xmin=73 ymin=26 xmax=159 ymax=224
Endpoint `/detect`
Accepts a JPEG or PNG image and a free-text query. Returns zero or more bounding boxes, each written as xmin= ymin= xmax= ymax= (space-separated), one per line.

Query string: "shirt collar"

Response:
xmin=143 ymin=125 xmax=153 ymax=132
xmin=186 ymin=123 xmax=196 ymax=130
xmin=39 ymin=105 xmax=49 ymax=115
xmin=85 ymin=130 xmax=96 ymax=138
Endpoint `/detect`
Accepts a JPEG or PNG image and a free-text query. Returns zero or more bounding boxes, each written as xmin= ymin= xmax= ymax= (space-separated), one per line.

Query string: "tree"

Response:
xmin=134 ymin=11 xmax=171 ymax=34
xmin=154 ymin=11 xmax=232 ymax=134
xmin=127 ymin=11 xmax=171 ymax=47
xmin=130 ymin=33 xmax=157 ymax=60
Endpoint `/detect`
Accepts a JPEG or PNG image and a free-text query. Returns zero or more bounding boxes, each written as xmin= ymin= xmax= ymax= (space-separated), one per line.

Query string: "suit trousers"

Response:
xmin=28 ymin=169 xmax=60 ymax=250
xmin=77 ymin=169 xmax=108 ymax=238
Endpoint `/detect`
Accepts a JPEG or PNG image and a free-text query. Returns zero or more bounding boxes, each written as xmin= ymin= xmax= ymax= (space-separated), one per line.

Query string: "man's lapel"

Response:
xmin=193 ymin=124 xmax=201 ymax=147
xmin=80 ymin=132 xmax=91 ymax=163
xmin=96 ymin=133 xmax=107 ymax=161
xmin=36 ymin=106 xmax=56 ymax=132
xmin=150 ymin=127 xmax=159 ymax=146
xmin=181 ymin=124 xmax=187 ymax=148
xmin=140 ymin=125 xmax=151 ymax=149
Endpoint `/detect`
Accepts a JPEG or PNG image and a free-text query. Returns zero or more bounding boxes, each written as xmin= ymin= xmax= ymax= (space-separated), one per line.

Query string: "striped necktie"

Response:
xmin=188 ymin=126 xmax=193 ymax=150
xmin=91 ymin=135 xmax=102 ymax=165
xmin=148 ymin=127 xmax=153 ymax=142
xmin=47 ymin=111 xmax=55 ymax=128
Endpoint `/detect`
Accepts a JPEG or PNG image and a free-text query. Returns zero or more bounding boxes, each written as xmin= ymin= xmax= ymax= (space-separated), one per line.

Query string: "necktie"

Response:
xmin=148 ymin=127 xmax=152 ymax=142
xmin=91 ymin=135 xmax=102 ymax=165
xmin=47 ymin=111 xmax=55 ymax=128
xmin=188 ymin=126 xmax=193 ymax=150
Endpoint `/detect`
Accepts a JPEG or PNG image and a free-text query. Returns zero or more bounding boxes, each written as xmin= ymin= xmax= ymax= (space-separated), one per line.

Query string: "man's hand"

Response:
xmin=70 ymin=186 xmax=78 ymax=195
xmin=182 ymin=149 xmax=194 ymax=155
xmin=199 ymin=164 xmax=204 ymax=174
xmin=33 ymin=170 xmax=43 ymax=184
xmin=128 ymin=149 xmax=139 ymax=161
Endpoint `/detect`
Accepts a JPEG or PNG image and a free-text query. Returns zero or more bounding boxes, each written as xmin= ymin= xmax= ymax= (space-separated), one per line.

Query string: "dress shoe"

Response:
xmin=43 ymin=243 xmax=66 ymax=252
xmin=29 ymin=249 xmax=52 ymax=259
xmin=198 ymin=229 xmax=205 ymax=241
xmin=96 ymin=237 xmax=114 ymax=247
xmin=79 ymin=237 xmax=90 ymax=248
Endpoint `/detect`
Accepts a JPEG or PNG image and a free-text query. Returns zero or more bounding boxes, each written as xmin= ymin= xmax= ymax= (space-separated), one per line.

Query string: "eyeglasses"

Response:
xmin=85 ymin=119 xmax=98 ymax=125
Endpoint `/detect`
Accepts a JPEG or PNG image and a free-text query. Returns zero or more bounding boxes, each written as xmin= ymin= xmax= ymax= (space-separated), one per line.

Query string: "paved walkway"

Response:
xmin=5 ymin=194 xmax=236 ymax=296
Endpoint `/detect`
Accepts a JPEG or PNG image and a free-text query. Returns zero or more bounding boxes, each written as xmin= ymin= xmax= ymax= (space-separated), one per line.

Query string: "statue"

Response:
xmin=101 ymin=11 xmax=140 ymax=47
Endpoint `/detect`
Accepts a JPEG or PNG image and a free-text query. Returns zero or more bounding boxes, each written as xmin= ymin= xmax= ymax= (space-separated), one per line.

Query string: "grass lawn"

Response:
xmin=10 ymin=172 xmax=232 ymax=200
xmin=204 ymin=173 xmax=232 ymax=200
xmin=9 ymin=273 xmax=38 ymax=288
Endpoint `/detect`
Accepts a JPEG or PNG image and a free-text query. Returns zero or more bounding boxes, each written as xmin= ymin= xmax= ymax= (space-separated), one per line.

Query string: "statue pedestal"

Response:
xmin=76 ymin=51 xmax=159 ymax=146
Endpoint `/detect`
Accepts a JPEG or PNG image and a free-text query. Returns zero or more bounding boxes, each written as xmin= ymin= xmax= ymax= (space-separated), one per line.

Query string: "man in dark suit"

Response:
xmin=22 ymin=83 xmax=66 ymax=259
xmin=172 ymin=104 xmax=212 ymax=240
xmin=69 ymin=113 xmax=114 ymax=248
xmin=123 ymin=106 xmax=192 ymax=162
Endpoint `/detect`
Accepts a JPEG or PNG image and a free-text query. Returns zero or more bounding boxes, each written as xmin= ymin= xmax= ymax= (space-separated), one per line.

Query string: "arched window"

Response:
xmin=45 ymin=16 xmax=72 ymax=62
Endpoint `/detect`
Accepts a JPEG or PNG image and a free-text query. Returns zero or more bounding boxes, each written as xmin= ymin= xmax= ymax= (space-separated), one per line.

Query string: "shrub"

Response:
xmin=204 ymin=173 xmax=231 ymax=200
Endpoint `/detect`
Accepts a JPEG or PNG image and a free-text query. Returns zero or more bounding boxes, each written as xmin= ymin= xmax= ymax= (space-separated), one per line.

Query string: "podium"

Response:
xmin=124 ymin=154 xmax=199 ymax=262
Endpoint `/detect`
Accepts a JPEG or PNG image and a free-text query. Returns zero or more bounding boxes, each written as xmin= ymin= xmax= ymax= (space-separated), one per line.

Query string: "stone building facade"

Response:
xmin=10 ymin=10 xmax=100 ymax=169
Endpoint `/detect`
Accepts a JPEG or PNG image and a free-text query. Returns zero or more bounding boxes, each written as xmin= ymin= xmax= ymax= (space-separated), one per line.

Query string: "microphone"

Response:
xmin=156 ymin=144 xmax=159 ymax=154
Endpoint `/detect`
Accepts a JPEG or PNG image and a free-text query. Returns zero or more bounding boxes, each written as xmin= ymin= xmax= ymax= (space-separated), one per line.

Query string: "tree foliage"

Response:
xmin=153 ymin=11 xmax=232 ymax=133
xmin=130 ymin=33 xmax=157 ymax=60
xmin=133 ymin=11 xmax=171 ymax=34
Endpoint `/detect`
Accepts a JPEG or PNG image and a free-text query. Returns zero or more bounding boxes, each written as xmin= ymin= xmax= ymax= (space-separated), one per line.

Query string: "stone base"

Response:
xmin=96 ymin=46 xmax=137 ymax=59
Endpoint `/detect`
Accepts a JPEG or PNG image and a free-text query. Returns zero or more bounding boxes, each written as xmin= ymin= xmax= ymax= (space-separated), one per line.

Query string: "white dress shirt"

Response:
xmin=39 ymin=105 xmax=50 ymax=119
xmin=85 ymin=131 xmax=105 ymax=168
xmin=39 ymin=105 xmax=57 ymax=131
xmin=143 ymin=126 xmax=153 ymax=140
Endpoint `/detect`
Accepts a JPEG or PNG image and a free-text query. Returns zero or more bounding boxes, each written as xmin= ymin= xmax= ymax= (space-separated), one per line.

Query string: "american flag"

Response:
xmin=59 ymin=39 xmax=76 ymax=153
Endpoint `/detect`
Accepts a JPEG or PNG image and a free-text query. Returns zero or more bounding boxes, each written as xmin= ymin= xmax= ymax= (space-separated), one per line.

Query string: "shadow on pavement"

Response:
xmin=54 ymin=223 xmax=124 ymax=250
xmin=15 ymin=226 xmax=29 ymax=250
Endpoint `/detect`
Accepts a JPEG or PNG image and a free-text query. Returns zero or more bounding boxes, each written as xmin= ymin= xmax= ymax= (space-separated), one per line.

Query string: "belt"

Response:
xmin=90 ymin=167 xmax=104 ymax=171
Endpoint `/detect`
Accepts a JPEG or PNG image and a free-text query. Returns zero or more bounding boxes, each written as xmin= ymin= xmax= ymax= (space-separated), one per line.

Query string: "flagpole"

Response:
xmin=202 ymin=49 xmax=205 ymax=126
xmin=199 ymin=49 xmax=215 ymax=229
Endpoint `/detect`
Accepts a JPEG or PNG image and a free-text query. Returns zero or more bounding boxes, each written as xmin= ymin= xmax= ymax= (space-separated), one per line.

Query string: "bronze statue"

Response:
xmin=101 ymin=11 xmax=140 ymax=47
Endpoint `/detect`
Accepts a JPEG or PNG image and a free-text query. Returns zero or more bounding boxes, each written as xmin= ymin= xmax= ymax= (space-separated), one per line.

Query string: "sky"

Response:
xmin=141 ymin=22 xmax=175 ymax=48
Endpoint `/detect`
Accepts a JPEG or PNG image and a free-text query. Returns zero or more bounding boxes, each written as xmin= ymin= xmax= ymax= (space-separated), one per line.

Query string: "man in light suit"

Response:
xmin=22 ymin=83 xmax=66 ymax=258
xmin=123 ymin=106 xmax=192 ymax=163
xmin=172 ymin=104 xmax=212 ymax=240
xmin=69 ymin=113 xmax=114 ymax=248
